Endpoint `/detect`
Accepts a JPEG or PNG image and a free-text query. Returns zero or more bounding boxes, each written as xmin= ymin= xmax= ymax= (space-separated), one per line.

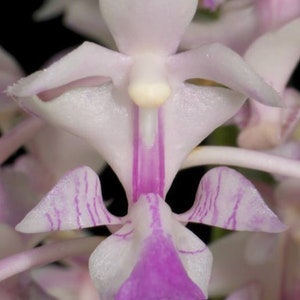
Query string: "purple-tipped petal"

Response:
xmin=178 ymin=167 xmax=286 ymax=232
xmin=14 ymin=84 xmax=133 ymax=197
xmin=15 ymin=166 xmax=121 ymax=233
xmin=164 ymin=85 xmax=246 ymax=191
xmin=100 ymin=0 xmax=198 ymax=55
xmin=168 ymin=43 xmax=281 ymax=107
xmin=8 ymin=42 xmax=131 ymax=98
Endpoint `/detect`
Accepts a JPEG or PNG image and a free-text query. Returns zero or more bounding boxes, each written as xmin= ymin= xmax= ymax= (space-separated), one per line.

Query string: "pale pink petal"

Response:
xmin=225 ymin=282 xmax=262 ymax=300
xmin=27 ymin=281 xmax=57 ymax=300
xmin=25 ymin=125 xmax=105 ymax=184
xmin=164 ymin=85 xmax=246 ymax=191
xmin=0 ymin=167 xmax=39 ymax=227
xmin=256 ymin=0 xmax=300 ymax=32
xmin=33 ymin=0 xmax=71 ymax=20
xmin=8 ymin=42 xmax=131 ymax=98
xmin=34 ymin=0 xmax=115 ymax=48
xmin=244 ymin=18 xmax=300 ymax=94
xmin=0 ymin=224 xmax=23 ymax=258
xmin=181 ymin=1 xmax=258 ymax=54
xmin=0 ymin=46 xmax=23 ymax=78
xmin=238 ymin=89 xmax=300 ymax=149
xmin=15 ymin=166 xmax=121 ymax=233
xmin=0 ymin=46 xmax=23 ymax=111
xmin=169 ymin=43 xmax=281 ymax=107
xmin=14 ymin=84 xmax=133 ymax=197
xmin=0 ymin=116 xmax=44 ymax=165
xmin=0 ymin=236 xmax=101 ymax=281
xmin=181 ymin=0 xmax=300 ymax=54
xmin=31 ymin=265 xmax=99 ymax=300
xmin=178 ymin=167 xmax=286 ymax=232
xmin=281 ymin=88 xmax=300 ymax=140
xmin=244 ymin=232 xmax=279 ymax=265
xmin=64 ymin=0 xmax=116 ymax=49
xmin=208 ymin=232 xmax=281 ymax=298
xmin=99 ymin=0 xmax=198 ymax=55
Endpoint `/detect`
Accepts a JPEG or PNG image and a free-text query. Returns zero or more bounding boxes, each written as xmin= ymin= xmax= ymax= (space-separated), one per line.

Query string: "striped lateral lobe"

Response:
xmin=178 ymin=167 xmax=286 ymax=232
xmin=16 ymin=166 xmax=121 ymax=233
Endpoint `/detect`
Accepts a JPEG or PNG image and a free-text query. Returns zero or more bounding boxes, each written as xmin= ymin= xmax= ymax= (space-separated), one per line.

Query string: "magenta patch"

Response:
xmin=115 ymin=233 xmax=205 ymax=300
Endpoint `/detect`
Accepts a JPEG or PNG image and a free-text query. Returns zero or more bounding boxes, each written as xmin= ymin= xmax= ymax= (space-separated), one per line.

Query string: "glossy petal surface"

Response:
xmin=168 ymin=43 xmax=281 ymax=107
xmin=8 ymin=42 xmax=131 ymax=98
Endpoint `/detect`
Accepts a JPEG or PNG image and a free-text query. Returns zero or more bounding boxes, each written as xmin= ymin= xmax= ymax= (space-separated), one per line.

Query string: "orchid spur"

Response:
xmin=6 ymin=0 xmax=289 ymax=298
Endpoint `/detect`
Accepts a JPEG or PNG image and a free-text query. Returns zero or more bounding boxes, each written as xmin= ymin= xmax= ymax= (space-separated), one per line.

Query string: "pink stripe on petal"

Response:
xmin=178 ymin=167 xmax=286 ymax=232
xmin=15 ymin=166 xmax=121 ymax=233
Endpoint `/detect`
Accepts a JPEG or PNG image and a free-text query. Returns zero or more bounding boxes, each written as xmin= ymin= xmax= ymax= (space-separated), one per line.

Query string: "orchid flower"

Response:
xmin=180 ymin=0 xmax=300 ymax=55
xmin=235 ymin=18 xmax=300 ymax=150
xmin=7 ymin=0 xmax=288 ymax=298
xmin=208 ymin=177 xmax=300 ymax=300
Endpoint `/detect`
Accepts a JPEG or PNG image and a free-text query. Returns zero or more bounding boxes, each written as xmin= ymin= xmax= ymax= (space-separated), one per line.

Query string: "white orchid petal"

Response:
xmin=8 ymin=42 xmax=131 ymax=98
xmin=100 ymin=0 xmax=198 ymax=55
xmin=16 ymin=166 xmax=121 ymax=233
xmin=169 ymin=43 xmax=281 ymax=107
xmin=178 ymin=167 xmax=286 ymax=232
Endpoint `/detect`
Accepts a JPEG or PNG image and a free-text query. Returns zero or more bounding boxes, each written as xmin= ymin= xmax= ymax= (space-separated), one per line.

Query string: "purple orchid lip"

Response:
xmin=115 ymin=233 xmax=205 ymax=300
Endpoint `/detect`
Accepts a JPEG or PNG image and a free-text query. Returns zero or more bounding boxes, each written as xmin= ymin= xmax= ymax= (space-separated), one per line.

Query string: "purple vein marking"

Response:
xmin=54 ymin=207 xmax=61 ymax=230
xmin=93 ymin=179 xmax=101 ymax=224
xmin=45 ymin=213 xmax=54 ymax=231
xmin=87 ymin=203 xmax=96 ymax=226
xmin=74 ymin=175 xmax=82 ymax=229
xmin=84 ymin=171 xmax=88 ymax=196
xmin=211 ymin=170 xmax=222 ymax=225
xmin=225 ymin=185 xmax=243 ymax=230
xmin=178 ymin=246 xmax=207 ymax=255
xmin=188 ymin=191 xmax=201 ymax=221
xmin=196 ymin=177 xmax=211 ymax=222
xmin=114 ymin=229 xmax=134 ymax=240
